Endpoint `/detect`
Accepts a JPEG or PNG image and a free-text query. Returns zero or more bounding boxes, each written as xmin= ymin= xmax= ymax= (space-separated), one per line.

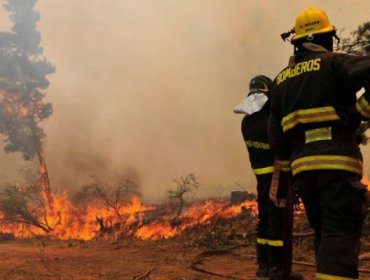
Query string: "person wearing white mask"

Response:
xmin=234 ymin=75 xmax=302 ymax=280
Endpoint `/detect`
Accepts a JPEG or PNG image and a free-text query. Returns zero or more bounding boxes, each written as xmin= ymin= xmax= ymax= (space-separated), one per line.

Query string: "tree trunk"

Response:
xmin=36 ymin=145 xmax=53 ymax=209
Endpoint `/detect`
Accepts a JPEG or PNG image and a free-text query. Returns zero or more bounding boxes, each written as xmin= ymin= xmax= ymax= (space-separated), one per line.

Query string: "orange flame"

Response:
xmin=361 ymin=175 xmax=370 ymax=191
xmin=0 ymin=192 xmax=257 ymax=241
xmin=0 ymin=90 xmax=259 ymax=241
xmin=135 ymin=199 xmax=257 ymax=240
xmin=18 ymin=105 xmax=29 ymax=117
xmin=0 ymin=92 xmax=31 ymax=118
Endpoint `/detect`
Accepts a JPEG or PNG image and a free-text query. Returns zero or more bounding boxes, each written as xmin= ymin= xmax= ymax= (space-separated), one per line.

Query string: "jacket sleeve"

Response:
xmin=268 ymin=83 xmax=291 ymax=163
xmin=334 ymin=54 xmax=370 ymax=119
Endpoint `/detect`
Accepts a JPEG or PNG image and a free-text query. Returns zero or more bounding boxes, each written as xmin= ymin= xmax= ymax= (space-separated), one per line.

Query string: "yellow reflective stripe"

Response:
xmin=281 ymin=106 xmax=340 ymax=132
xmin=356 ymin=94 xmax=370 ymax=118
xmin=257 ymin=238 xmax=268 ymax=245
xmin=268 ymin=239 xmax=284 ymax=247
xmin=291 ymin=155 xmax=363 ymax=176
xmin=257 ymin=238 xmax=284 ymax=247
xmin=245 ymin=140 xmax=270 ymax=150
xmin=257 ymin=238 xmax=268 ymax=244
xmin=277 ymin=160 xmax=291 ymax=172
xmin=316 ymin=272 xmax=357 ymax=280
xmin=253 ymin=166 xmax=274 ymax=175
xmin=305 ymin=127 xmax=332 ymax=144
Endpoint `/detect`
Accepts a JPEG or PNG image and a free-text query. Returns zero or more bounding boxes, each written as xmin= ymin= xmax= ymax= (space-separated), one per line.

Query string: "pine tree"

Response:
xmin=0 ymin=0 xmax=55 ymax=205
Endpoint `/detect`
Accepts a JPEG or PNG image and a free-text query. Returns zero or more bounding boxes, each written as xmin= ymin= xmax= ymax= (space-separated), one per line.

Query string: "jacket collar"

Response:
xmin=302 ymin=42 xmax=329 ymax=52
xmin=288 ymin=43 xmax=328 ymax=67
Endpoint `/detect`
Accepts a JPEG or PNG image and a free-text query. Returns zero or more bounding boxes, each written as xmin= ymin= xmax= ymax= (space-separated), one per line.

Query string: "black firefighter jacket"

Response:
xmin=269 ymin=44 xmax=370 ymax=177
xmin=242 ymin=105 xmax=275 ymax=177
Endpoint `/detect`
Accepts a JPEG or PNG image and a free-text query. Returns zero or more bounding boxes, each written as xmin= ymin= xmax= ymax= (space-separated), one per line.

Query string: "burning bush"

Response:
xmin=0 ymin=183 xmax=61 ymax=235
xmin=0 ymin=172 xmax=258 ymax=242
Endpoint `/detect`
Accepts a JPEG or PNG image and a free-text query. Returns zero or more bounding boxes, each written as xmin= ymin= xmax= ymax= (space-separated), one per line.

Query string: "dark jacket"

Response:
xmin=242 ymin=105 xmax=275 ymax=177
xmin=269 ymin=44 xmax=370 ymax=177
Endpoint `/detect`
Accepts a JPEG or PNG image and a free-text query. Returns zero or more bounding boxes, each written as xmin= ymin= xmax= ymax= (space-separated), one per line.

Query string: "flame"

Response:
xmin=17 ymin=105 xmax=29 ymax=117
xmin=0 ymin=191 xmax=257 ymax=241
xmin=135 ymin=199 xmax=257 ymax=240
xmin=361 ymin=175 xmax=370 ymax=192
xmin=0 ymin=92 xmax=31 ymax=118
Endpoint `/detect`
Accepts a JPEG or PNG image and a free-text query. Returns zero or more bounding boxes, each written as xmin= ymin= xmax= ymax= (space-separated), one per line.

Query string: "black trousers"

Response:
xmin=295 ymin=170 xmax=368 ymax=279
xmin=256 ymin=174 xmax=287 ymax=268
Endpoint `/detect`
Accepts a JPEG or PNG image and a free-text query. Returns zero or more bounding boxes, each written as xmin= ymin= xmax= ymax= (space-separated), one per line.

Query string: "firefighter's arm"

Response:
xmin=356 ymin=89 xmax=370 ymax=120
xmin=267 ymin=107 xmax=290 ymax=162
xmin=335 ymin=54 xmax=370 ymax=119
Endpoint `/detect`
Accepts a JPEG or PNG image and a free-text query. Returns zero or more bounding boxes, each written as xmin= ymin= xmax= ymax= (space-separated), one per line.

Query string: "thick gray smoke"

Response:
xmin=0 ymin=0 xmax=54 ymax=161
xmin=1 ymin=0 xmax=370 ymax=202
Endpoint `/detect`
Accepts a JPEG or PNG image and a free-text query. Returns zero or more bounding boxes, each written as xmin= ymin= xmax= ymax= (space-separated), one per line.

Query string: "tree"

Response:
xmin=168 ymin=173 xmax=199 ymax=218
xmin=337 ymin=22 xmax=370 ymax=55
xmin=0 ymin=0 xmax=55 ymax=205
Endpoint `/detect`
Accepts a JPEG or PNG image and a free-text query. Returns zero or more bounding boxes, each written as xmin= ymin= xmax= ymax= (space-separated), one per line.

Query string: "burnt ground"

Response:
xmin=0 ymin=237 xmax=368 ymax=280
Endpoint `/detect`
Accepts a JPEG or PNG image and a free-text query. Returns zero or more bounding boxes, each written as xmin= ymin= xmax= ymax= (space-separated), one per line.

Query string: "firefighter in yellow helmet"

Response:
xmin=269 ymin=7 xmax=369 ymax=280
xmin=234 ymin=75 xmax=303 ymax=280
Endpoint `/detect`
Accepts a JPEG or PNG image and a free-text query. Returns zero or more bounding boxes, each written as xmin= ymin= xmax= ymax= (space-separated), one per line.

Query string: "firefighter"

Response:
xmin=234 ymin=75 xmax=302 ymax=280
xmin=269 ymin=7 xmax=369 ymax=280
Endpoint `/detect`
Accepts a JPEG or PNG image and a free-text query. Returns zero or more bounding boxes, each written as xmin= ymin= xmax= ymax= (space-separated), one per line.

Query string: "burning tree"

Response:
xmin=0 ymin=0 xmax=55 ymax=205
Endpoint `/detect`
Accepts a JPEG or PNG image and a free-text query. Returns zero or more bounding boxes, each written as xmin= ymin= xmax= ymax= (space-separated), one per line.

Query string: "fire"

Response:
xmin=0 ymin=191 xmax=257 ymax=241
xmin=135 ymin=220 xmax=179 ymax=240
xmin=17 ymin=105 xmax=29 ymax=117
xmin=361 ymin=175 xmax=370 ymax=191
xmin=135 ymin=199 xmax=257 ymax=240
xmin=0 ymin=92 xmax=31 ymax=118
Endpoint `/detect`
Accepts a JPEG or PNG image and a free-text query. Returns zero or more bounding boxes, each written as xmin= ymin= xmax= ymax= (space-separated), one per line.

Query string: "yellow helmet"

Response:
xmin=291 ymin=8 xmax=335 ymax=42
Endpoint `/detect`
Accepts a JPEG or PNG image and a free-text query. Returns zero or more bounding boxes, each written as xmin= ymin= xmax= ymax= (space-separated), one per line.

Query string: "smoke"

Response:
xmin=1 ymin=0 xmax=370 ymax=202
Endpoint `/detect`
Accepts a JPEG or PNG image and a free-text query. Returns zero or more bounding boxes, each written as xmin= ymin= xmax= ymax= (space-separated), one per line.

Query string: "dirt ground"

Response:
xmin=0 ymin=236 xmax=368 ymax=280
xmin=0 ymin=238 xmax=333 ymax=280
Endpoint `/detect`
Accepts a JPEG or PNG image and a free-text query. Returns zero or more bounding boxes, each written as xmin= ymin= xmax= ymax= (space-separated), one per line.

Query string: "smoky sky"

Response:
xmin=0 ymin=0 xmax=370 ymax=201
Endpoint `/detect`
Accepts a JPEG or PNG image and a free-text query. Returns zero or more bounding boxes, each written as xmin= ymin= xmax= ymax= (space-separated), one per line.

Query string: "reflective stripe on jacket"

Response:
xmin=269 ymin=46 xmax=370 ymax=176
xmin=291 ymin=155 xmax=363 ymax=176
xmin=282 ymin=106 xmax=340 ymax=132
xmin=316 ymin=272 xmax=358 ymax=280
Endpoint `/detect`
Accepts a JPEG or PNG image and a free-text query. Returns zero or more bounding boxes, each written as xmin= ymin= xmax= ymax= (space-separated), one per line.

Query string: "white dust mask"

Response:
xmin=233 ymin=93 xmax=268 ymax=115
